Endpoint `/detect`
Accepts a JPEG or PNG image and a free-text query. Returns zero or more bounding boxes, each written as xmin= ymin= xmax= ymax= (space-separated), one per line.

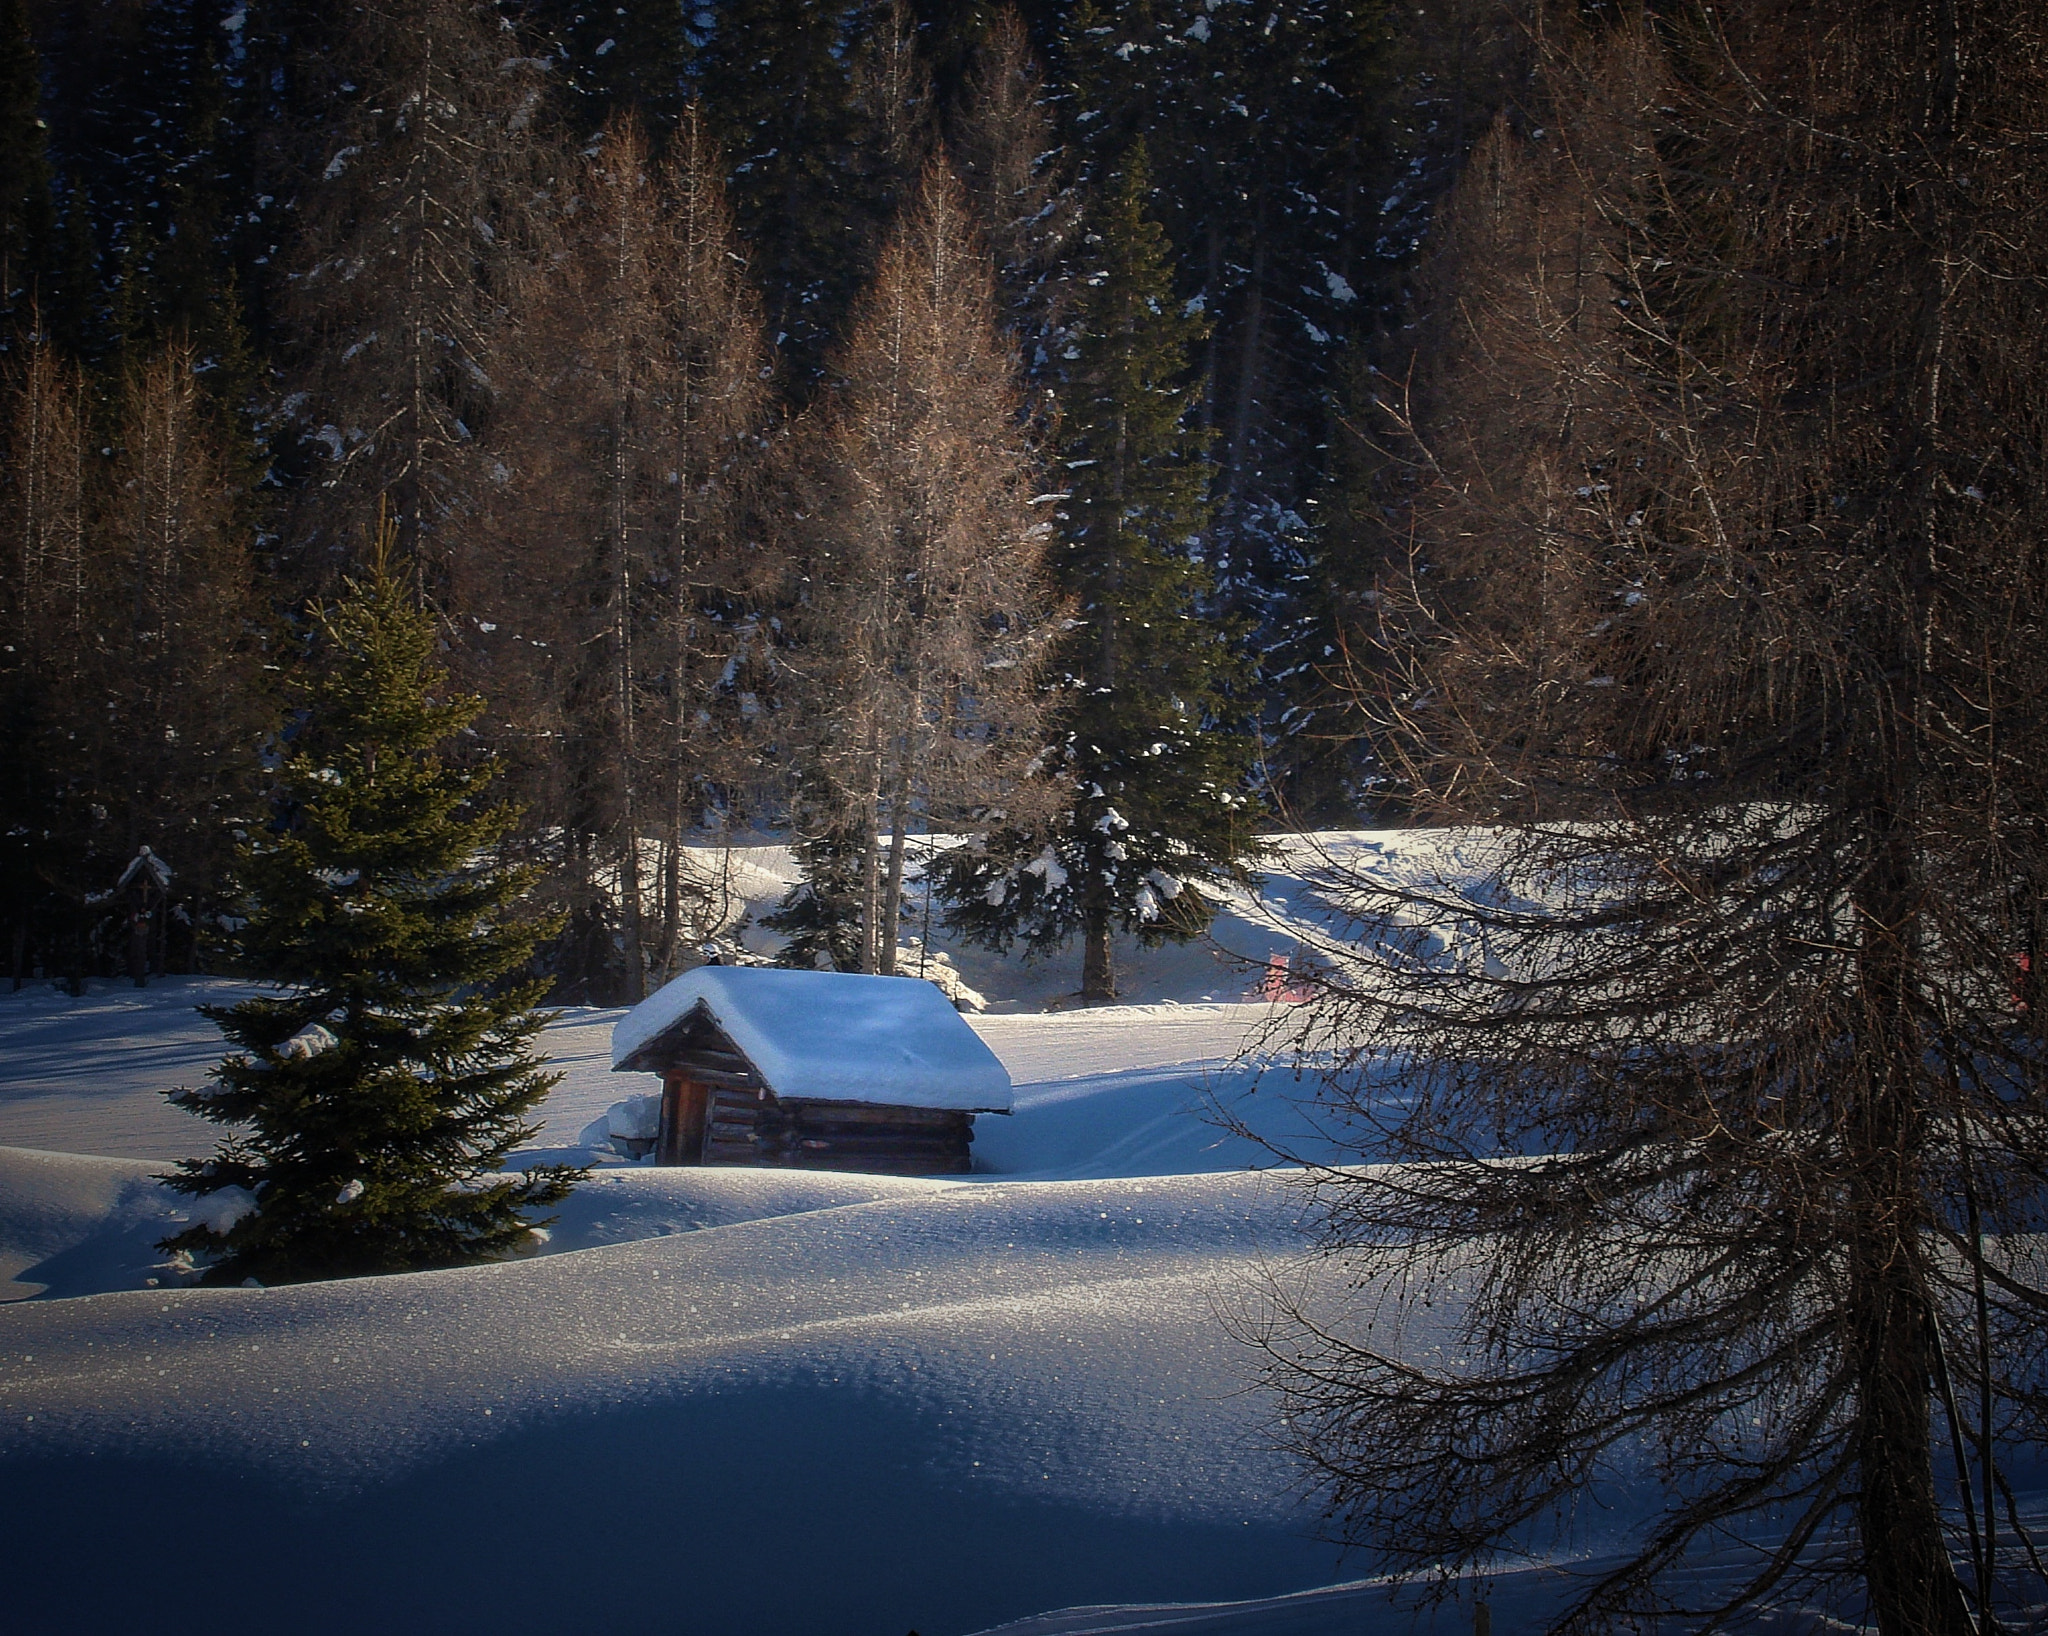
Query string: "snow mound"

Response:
xmin=0 ymin=1169 xmax=1353 ymax=1636
xmin=0 ymin=831 xmax=1586 ymax=1635
xmin=576 ymin=1092 xmax=661 ymax=1159
xmin=0 ymin=1147 xmax=197 ymax=1301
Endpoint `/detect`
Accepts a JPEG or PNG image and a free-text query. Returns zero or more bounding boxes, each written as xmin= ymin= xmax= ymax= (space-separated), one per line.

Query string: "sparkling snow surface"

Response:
xmin=0 ymin=832 xmax=1871 ymax=1635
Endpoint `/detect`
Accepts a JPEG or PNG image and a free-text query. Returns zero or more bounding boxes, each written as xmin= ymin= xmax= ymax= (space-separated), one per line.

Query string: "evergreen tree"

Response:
xmin=112 ymin=1 xmax=240 ymax=354
xmin=762 ymin=821 xmax=870 ymax=972
xmin=936 ymin=147 xmax=1259 ymax=1003
xmin=161 ymin=517 xmax=580 ymax=1285
xmin=28 ymin=1 xmax=242 ymax=362
xmin=526 ymin=0 xmax=697 ymax=135
xmin=1056 ymin=0 xmax=1157 ymax=181
xmin=696 ymin=0 xmax=931 ymax=391
xmin=0 ymin=0 xmax=54 ymax=324
xmin=1053 ymin=0 xmax=1413 ymax=820
xmin=1150 ymin=0 xmax=1395 ymax=514
xmin=694 ymin=0 xmax=865 ymax=388
xmin=905 ymin=0 xmax=1003 ymax=103
xmin=39 ymin=175 xmax=103 ymax=363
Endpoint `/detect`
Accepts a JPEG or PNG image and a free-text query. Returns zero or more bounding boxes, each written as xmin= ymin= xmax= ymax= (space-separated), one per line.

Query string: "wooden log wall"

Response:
xmin=701 ymin=1087 xmax=974 ymax=1175
xmin=633 ymin=1001 xmax=983 ymax=1175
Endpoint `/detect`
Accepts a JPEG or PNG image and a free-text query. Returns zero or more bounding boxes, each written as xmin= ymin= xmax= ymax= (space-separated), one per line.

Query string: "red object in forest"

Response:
xmin=1255 ymin=951 xmax=1315 ymax=1003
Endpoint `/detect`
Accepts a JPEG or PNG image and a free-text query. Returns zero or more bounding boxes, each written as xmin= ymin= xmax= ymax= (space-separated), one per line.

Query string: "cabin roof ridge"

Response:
xmin=610 ymin=966 xmax=1014 ymax=1114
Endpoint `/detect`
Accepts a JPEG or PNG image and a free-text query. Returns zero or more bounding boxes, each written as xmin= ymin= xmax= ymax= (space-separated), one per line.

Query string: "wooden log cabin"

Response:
xmin=609 ymin=967 xmax=1013 ymax=1175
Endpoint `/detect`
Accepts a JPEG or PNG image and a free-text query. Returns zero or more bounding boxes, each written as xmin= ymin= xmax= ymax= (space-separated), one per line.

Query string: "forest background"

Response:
xmin=0 ymin=0 xmax=1520 ymax=1003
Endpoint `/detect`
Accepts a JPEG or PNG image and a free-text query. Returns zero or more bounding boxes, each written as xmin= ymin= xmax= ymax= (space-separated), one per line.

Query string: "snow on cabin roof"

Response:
xmin=610 ymin=967 xmax=1014 ymax=1113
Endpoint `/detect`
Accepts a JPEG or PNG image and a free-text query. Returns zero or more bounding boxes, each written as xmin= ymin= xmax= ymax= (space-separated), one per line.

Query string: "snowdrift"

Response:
xmin=2 ymin=1164 xmax=1355 ymax=1635
xmin=1 ymin=830 xmax=1895 ymax=1634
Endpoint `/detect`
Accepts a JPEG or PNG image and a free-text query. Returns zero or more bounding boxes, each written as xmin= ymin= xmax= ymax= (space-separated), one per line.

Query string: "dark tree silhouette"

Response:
xmin=1250 ymin=4 xmax=2048 ymax=1632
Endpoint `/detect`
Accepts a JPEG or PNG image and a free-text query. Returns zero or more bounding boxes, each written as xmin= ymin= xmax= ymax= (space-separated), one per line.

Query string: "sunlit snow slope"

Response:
xmin=0 ymin=832 xmax=1696 ymax=1636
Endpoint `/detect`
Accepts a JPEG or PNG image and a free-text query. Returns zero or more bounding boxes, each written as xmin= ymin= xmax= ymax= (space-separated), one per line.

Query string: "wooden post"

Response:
xmin=657 ymin=1073 xmax=709 ymax=1165
xmin=126 ymin=906 xmax=150 ymax=988
xmin=657 ymin=1077 xmax=681 ymax=1165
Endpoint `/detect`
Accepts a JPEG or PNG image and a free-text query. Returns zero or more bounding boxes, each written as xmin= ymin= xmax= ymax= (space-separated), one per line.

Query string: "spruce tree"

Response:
xmin=161 ymin=519 xmax=580 ymax=1285
xmin=694 ymin=0 xmax=869 ymax=390
xmin=763 ymin=822 xmax=870 ymax=973
xmin=527 ymin=0 xmax=696 ymax=135
xmin=1052 ymin=1 xmax=1411 ymax=822
xmin=695 ymin=0 xmax=933 ymax=392
xmin=0 ymin=0 xmax=54 ymax=321
xmin=935 ymin=147 xmax=1259 ymax=1003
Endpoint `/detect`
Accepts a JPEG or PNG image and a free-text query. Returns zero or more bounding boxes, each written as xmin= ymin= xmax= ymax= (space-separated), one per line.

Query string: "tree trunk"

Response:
xmin=613 ymin=461 xmax=646 ymax=1002
xmin=617 ymin=819 xmax=646 ymax=1002
xmin=1081 ymin=897 xmax=1116 ymax=1004
xmin=1225 ymin=217 xmax=1266 ymax=509
xmin=1852 ymin=1232 xmax=1972 ymax=1634
xmin=1848 ymin=905 xmax=1952 ymax=1626
xmin=878 ymin=771 xmax=911 ymax=976
xmin=1851 ymin=814 xmax=1973 ymax=1635
xmin=854 ymin=703 xmax=886 ymax=972
xmin=858 ymin=829 xmax=881 ymax=973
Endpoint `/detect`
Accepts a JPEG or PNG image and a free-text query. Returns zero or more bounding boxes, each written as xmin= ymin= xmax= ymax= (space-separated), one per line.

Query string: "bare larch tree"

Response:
xmin=786 ymin=157 xmax=1058 ymax=976
xmin=487 ymin=106 xmax=768 ymax=1002
xmin=285 ymin=0 xmax=544 ymax=580
xmin=1251 ymin=5 xmax=2048 ymax=1633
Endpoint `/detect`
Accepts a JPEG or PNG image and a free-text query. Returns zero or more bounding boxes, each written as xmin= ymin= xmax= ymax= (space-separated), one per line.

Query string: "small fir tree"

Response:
xmin=934 ymin=147 xmax=1260 ymax=1003
xmin=762 ymin=820 xmax=870 ymax=973
xmin=161 ymin=522 xmax=580 ymax=1285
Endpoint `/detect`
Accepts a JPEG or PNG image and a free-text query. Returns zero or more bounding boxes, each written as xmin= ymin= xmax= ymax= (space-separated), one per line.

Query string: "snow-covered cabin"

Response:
xmin=609 ymin=967 xmax=1013 ymax=1175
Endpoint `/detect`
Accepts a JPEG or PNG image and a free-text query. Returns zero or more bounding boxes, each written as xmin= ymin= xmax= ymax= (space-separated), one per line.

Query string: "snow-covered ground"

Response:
xmin=0 ymin=832 xmax=1903 ymax=1634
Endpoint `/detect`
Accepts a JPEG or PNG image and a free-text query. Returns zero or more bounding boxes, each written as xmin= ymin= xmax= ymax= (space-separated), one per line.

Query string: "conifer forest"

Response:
xmin=0 ymin=0 xmax=1490 ymax=1005
xmin=7 ymin=5 xmax=2048 ymax=1631
xmin=0 ymin=0 xmax=2040 ymax=1022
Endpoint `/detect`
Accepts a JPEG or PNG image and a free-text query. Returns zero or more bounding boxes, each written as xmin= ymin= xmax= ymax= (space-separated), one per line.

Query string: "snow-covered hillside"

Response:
xmin=0 ymin=832 xmax=1862 ymax=1635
